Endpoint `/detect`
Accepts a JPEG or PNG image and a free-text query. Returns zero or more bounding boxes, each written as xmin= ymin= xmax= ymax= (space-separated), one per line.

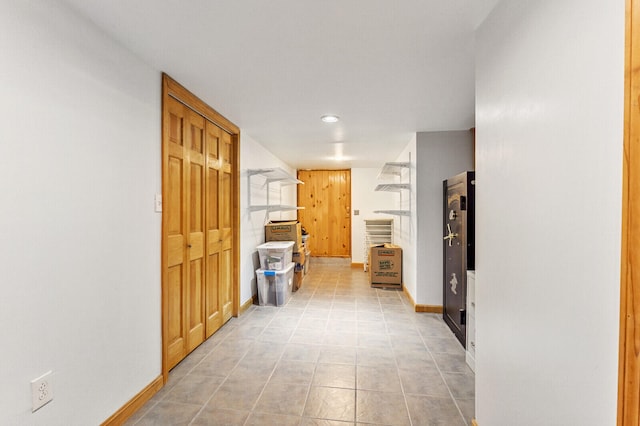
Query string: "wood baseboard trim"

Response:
xmin=472 ymin=419 xmax=479 ymax=426
xmin=101 ymin=375 xmax=163 ymax=426
xmin=351 ymin=262 xmax=364 ymax=269
xmin=416 ymin=304 xmax=444 ymax=313
xmin=240 ymin=297 xmax=254 ymax=315
xmin=402 ymin=285 xmax=416 ymax=307
xmin=401 ymin=286 xmax=442 ymax=313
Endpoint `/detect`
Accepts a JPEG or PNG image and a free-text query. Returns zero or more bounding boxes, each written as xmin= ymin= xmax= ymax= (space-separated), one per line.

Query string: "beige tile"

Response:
xmin=356 ymin=347 xmax=396 ymax=367
xmin=322 ymin=331 xmax=358 ymax=347
xmin=301 ymin=419 xmax=355 ymax=426
xmin=270 ymin=360 xmax=317 ymax=385
xmin=135 ymin=400 xmax=201 ymax=426
xmin=245 ymin=412 xmax=302 ymax=426
xmin=257 ymin=326 xmax=295 ymax=343
xmin=318 ymin=346 xmax=357 ymax=365
xmin=191 ymin=407 xmax=249 ymax=426
xmin=394 ymin=348 xmax=436 ymax=370
xmin=163 ymin=374 xmax=224 ymax=405
xmin=207 ymin=379 xmax=265 ymax=411
xmin=398 ymin=367 xmax=450 ymax=397
xmin=405 ymin=394 xmax=466 ymax=426
xmin=303 ymin=386 xmax=356 ymax=422
xmin=431 ymin=352 xmax=472 ymax=374
xmin=356 ymin=365 xmax=402 ymax=393
xmin=456 ymin=398 xmax=476 ymax=425
xmin=356 ymin=389 xmax=410 ymax=425
xmin=423 ymin=335 xmax=465 ymax=354
xmin=291 ymin=328 xmax=326 ymax=344
xmin=357 ymin=332 xmax=391 ymax=349
xmin=254 ymin=381 xmax=309 ymax=416
xmin=442 ymin=372 xmax=475 ymax=399
xmin=313 ymin=363 xmax=356 ymax=389
xmin=281 ymin=343 xmax=322 ymax=363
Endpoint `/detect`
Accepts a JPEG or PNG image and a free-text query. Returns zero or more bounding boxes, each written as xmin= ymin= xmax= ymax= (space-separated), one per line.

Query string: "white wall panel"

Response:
xmin=475 ymin=0 xmax=624 ymax=424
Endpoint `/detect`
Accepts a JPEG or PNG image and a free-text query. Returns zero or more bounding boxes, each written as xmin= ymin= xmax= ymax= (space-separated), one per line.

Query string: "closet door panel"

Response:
xmin=186 ymin=111 xmax=206 ymax=352
xmin=165 ymin=97 xmax=188 ymax=369
xmin=220 ymin=132 xmax=233 ymax=322
xmin=205 ymin=121 xmax=222 ymax=337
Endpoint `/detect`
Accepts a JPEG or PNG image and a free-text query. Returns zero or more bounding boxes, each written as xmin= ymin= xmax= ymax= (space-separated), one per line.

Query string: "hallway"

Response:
xmin=126 ymin=259 xmax=475 ymax=425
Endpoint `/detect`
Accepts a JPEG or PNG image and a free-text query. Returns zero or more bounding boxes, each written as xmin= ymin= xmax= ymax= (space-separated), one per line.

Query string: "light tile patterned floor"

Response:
xmin=126 ymin=258 xmax=475 ymax=425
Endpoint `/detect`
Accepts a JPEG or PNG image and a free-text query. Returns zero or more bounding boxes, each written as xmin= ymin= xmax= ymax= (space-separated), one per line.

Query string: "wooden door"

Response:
xmin=219 ymin=131 xmax=234 ymax=322
xmin=204 ymin=122 xmax=222 ymax=338
xmin=297 ymin=170 xmax=351 ymax=257
xmin=162 ymin=74 xmax=240 ymax=377
xmin=164 ymin=96 xmax=188 ymax=369
xmin=186 ymin=110 xmax=206 ymax=353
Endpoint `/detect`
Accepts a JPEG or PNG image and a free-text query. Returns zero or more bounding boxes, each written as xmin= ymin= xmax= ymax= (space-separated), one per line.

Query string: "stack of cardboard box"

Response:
xmin=265 ymin=220 xmax=307 ymax=291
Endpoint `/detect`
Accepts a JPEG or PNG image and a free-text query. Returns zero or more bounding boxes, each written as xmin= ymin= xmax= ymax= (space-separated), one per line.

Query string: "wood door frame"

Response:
xmin=161 ymin=74 xmax=240 ymax=383
xmin=618 ymin=0 xmax=640 ymax=423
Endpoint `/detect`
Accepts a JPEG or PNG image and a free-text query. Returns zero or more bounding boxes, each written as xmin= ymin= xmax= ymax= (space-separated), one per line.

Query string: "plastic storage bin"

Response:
xmin=256 ymin=262 xmax=295 ymax=306
xmin=256 ymin=241 xmax=294 ymax=270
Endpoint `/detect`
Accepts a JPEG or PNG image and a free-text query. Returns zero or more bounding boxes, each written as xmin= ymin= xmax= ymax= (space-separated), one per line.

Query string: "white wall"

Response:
xmin=415 ymin=131 xmax=473 ymax=306
xmin=0 ymin=1 xmax=161 ymax=424
xmin=475 ymin=1 xmax=624 ymax=424
xmin=393 ymin=136 xmax=418 ymax=301
xmin=350 ymin=168 xmax=395 ymax=264
xmin=240 ymin=133 xmax=297 ymax=305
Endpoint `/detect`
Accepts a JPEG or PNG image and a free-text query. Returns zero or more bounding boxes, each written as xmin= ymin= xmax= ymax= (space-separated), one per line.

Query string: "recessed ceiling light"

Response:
xmin=321 ymin=115 xmax=340 ymax=123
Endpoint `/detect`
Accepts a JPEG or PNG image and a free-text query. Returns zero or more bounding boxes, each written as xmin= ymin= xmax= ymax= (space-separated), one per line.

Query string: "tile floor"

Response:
xmin=125 ymin=258 xmax=475 ymax=426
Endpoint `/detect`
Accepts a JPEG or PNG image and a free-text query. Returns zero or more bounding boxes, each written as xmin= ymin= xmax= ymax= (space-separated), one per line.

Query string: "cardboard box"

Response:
xmin=293 ymin=269 xmax=304 ymax=291
xmin=293 ymin=250 xmax=306 ymax=270
xmin=265 ymin=221 xmax=302 ymax=252
xmin=369 ymin=244 xmax=402 ymax=287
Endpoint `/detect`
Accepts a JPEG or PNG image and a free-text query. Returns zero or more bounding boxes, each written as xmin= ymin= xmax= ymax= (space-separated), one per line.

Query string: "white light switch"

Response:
xmin=154 ymin=194 xmax=162 ymax=212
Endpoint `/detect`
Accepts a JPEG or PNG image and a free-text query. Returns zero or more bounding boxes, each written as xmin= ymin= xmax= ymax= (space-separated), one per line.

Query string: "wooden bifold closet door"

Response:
xmin=162 ymin=75 xmax=238 ymax=375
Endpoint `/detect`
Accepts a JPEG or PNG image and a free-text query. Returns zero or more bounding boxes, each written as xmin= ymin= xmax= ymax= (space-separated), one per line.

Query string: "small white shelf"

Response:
xmin=364 ymin=218 xmax=393 ymax=272
xmin=374 ymin=183 xmax=411 ymax=192
xmin=248 ymin=204 xmax=304 ymax=212
xmin=378 ymin=162 xmax=410 ymax=179
xmin=373 ymin=209 xmax=411 ymax=216
xmin=247 ymin=168 xmax=304 ymax=217
xmin=247 ymin=168 xmax=303 ymax=185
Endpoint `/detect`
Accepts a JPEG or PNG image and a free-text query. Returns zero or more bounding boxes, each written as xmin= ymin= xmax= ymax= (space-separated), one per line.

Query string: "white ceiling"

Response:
xmin=60 ymin=0 xmax=499 ymax=169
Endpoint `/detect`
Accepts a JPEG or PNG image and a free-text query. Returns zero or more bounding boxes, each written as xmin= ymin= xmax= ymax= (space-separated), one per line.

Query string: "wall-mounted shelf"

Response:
xmin=248 ymin=168 xmax=303 ymax=185
xmin=374 ymin=183 xmax=411 ymax=192
xmin=374 ymin=160 xmax=411 ymax=217
xmin=378 ymin=162 xmax=410 ymax=179
xmin=247 ymin=168 xmax=304 ymax=215
xmin=373 ymin=209 xmax=411 ymax=216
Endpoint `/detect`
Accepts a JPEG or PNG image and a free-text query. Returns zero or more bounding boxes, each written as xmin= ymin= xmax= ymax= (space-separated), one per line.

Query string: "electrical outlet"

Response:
xmin=31 ymin=371 xmax=53 ymax=412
